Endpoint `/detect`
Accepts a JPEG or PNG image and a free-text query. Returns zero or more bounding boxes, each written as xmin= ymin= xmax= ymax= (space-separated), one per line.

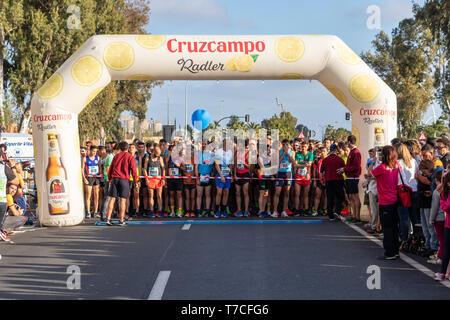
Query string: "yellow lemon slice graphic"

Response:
xmin=325 ymin=85 xmax=347 ymax=106
xmin=135 ymin=35 xmax=166 ymax=49
xmin=336 ymin=40 xmax=362 ymax=65
xmin=235 ymin=55 xmax=254 ymax=72
xmin=37 ymin=72 xmax=63 ymax=99
xmin=349 ymin=73 xmax=380 ymax=103
xmin=225 ymin=57 xmax=238 ymax=71
xmin=279 ymin=73 xmax=304 ymax=80
xmin=103 ymin=42 xmax=135 ymax=71
xmin=127 ymin=74 xmax=155 ymax=81
xmin=352 ymin=125 xmax=360 ymax=147
xmin=71 ymin=56 xmax=103 ymax=86
xmin=85 ymin=86 xmax=105 ymax=106
xmin=275 ymin=36 xmax=305 ymax=62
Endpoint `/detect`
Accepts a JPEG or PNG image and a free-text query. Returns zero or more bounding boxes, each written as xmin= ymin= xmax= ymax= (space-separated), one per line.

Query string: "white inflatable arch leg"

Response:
xmin=31 ymin=35 xmax=397 ymax=226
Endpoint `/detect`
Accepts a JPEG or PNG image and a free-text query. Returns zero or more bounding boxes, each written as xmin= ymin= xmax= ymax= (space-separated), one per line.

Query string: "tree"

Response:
xmin=3 ymin=0 xmax=158 ymax=140
xmin=0 ymin=0 xmax=24 ymax=132
xmin=324 ymin=125 xmax=351 ymax=142
xmin=418 ymin=115 xmax=449 ymax=138
xmin=261 ymin=111 xmax=298 ymax=140
xmin=361 ymin=19 xmax=437 ymax=138
xmin=414 ymin=0 xmax=450 ymax=121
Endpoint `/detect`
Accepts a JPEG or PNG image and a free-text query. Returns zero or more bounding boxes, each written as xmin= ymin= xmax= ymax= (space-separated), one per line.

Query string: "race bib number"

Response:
xmin=200 ymin=175 xmax=209 ymax=183
xmin=280 ymin=161 xmax=290 ymax=169
xmin=185 ymin=164 xmax=194 ymax=173
xmin=297 ymin=167 xmax=307 ymax=177
xmin=149 ymin=167 xmax=159 ymax=176
xmin=169 ymin=167 xmax=179 ymax=176
xmin=220 ymin=166 xmax=230 ymax=176
xmin=88 ymin=166 xmax=99 ymax=175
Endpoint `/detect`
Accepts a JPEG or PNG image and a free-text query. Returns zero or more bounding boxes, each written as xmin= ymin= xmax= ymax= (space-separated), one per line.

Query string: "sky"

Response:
xmin=136 ymin=0 xmax=440 ymax=140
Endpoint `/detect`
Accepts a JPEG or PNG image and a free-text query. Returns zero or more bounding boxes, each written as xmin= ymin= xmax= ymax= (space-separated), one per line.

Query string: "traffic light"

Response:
xmin=245 ymin=114 xmax=250 ymax=122
xmin=345 ymin=112 xmax=351 ymax=121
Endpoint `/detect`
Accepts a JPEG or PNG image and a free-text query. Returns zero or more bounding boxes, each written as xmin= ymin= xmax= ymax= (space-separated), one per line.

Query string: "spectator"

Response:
xmin=339 ymin=135 xmax=362 ymax=223
xmin=396 ymin=143 xmax=419 ymax=249
xmin=105 ymin=141 xmax=138 ymax=226
xmin=421 ymin=144 xmax=443 ymax=169
xmin=364 ymin=148 xmax=380 ymax=234
xmin=436 ymin=137 xmax=450 ymax=169
xmin=429 ymin=170 xmax=445 ymax=265
xmin=418 ymin=159 xmax=439 ymax=257
xmin=372 ymin=146 xmax=400 ymax=260
xmin=2 ymin=183 xmax=27 ymax=236
xmin=435 ymin=172 xmax=450 ymax=281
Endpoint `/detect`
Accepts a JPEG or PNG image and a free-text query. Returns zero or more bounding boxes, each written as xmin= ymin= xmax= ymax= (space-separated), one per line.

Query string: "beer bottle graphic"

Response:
xmin=46 ymin=133 xmax=70 ymax=215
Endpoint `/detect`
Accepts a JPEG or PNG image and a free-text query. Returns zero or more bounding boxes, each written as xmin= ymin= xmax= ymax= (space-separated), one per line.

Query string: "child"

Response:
xmin=435 ymin=171 xmax=450 ymax=281
xmin=418 ymin=159 xmax=439 ymax=257
xmin=429 ymin=170 xmax=445 ymax=264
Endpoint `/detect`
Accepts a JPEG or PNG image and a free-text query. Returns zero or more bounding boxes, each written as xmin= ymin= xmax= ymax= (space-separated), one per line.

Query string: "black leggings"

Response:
xmin=441 ymin=228 xmax=450 ymax=274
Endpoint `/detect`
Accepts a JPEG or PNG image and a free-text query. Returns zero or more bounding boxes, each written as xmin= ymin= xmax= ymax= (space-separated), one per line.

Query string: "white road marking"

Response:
xmin=343 ymin=220 xmax=450 ymax=289
xmin=181 ymin=224 xmax=191 ymax=230
xmin=148 ymin=271 xmax=171 ymax=300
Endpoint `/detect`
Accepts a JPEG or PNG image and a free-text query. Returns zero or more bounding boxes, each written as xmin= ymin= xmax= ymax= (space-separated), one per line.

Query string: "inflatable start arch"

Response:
xmin=31 ymin=35 xmax=397 ymax=226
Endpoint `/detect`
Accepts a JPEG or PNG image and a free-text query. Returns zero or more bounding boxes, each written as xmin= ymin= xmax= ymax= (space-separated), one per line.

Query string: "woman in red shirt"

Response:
xmin=371 ymin=146 xmax=400 ymax=260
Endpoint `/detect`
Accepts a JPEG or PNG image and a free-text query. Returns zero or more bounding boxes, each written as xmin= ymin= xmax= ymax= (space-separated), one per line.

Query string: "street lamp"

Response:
xmin=185 ymin=80 xmax=189 ymax=136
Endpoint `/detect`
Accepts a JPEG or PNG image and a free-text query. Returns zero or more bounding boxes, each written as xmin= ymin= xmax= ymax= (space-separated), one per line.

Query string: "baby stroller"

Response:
xmin=401 ymin=224 xmax=426 ymax=256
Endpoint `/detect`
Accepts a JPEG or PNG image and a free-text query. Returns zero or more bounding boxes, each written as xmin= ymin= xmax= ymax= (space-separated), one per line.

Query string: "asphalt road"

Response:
xmin=0 ymin=216 xmax=449 ymax=300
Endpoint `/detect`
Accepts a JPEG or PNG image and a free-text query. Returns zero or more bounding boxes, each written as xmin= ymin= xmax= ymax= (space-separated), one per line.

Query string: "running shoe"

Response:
xmin=244 ymin=211 xmax=250 ymax=217
xmin=221 ymin=210 xmax=227 ymax=218
xmin=434 ymin=273 xmax=445 ymax=281
xmin=271 ymin=211 xmax=279 ymax=218
xmin=163 ymin=212 xmax=169 ymax=217
xmin=214 ymin=210 xmax=221 ymax=218
xmin=427 ymin=257 xmax=442 ymax=265
xmin=85 ymin=212 xmax=92 ymax=219
xmin=117 ymin=220 xmax=127 ymax=227
xmin=281 ymin=211 xmax=289 ymax=218
xmin=234 ymin=211 xmax=243 ymax=217
xmin=148 ymin=211 xmax=155 ymax=218
xmin=176 ymin=210 xmax=183 ymax=218
xmin=94 ymin=212 xmax=101 ymax=219
xmin=0 ymin=231 xmax=11 ymax=242
xmin=286 ymin=208 xmax=293 ymax=216
xmin=105 ymin=219 xmax=114 ymax=226
xmin=311 ymin=209 xmax=319 ymax=217
xmin=259 ymin=212 xmax=269 ymax=218
xmin=226 ymin=207 xmax=232 ymax=215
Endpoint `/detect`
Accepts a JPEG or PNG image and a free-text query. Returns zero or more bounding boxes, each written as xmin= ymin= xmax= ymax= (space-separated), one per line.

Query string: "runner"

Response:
xmin=256 ymin=143 xmax=275 ymax=217
xmin=195 ymin=139 xmax=214 ymax=217
xmin=272 ymin=139 xmax=295 ymax=218
xmin=311 ymin=146 xmax=327 ymax=216
xmin=166 ymin=145 xmax=183 ymax=217
xmin=144 ymin=145 xmax=165 ymax=217
xmin=181 ymin=144 xmax=196 ymax=217
xmin=101 ymin=143 xmax=119 ymax=220
xmin=159 ymin=139 xmax=170 ymax=213
xmin=136 ymin=142 xmax=149 ymax=216
xmin=82 ymin=145 xmax=101 ymax=219
xmin=105 ymin=141 xmax=138 ymax=226
xmin=126 ymin=143 xmax=139 ymax=219
xmin=234 ymin=139 xmax=251 ymax=217
xmin=214 ymin=137 xmax=233 ymax=218
xmin=293 ymin=141 xmax=314 ymax=216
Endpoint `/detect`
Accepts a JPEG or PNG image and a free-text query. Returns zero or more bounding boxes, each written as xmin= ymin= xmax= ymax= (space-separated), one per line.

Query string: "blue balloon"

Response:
xmin=191 ymin=109 xmax=211 ymax=130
